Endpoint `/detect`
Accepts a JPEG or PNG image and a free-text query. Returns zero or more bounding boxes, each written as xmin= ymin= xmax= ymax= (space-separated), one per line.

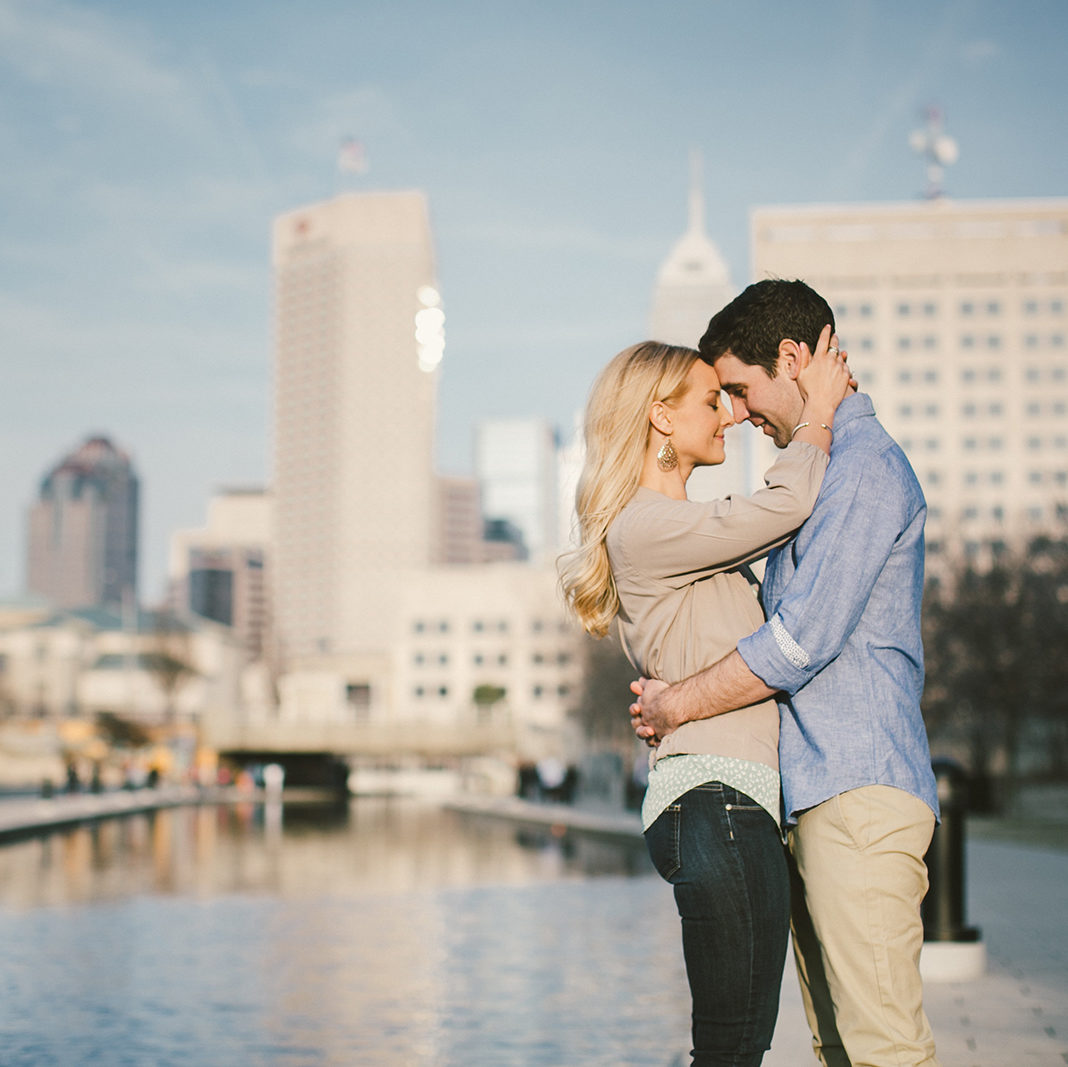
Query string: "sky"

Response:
xmin=3 ymin=0 xmax=1067 ymax=602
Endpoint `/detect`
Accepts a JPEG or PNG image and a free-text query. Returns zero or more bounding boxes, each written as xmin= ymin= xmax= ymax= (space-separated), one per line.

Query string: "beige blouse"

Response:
xmin=605 ymin=440 xmax=828 ymax=770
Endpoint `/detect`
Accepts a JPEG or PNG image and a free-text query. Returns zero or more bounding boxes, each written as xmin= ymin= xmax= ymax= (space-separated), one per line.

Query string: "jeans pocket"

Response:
xmin=723 ymin=799 xmax=769 ymax=842
xmin=644 ymin=803 xmax=682 ymax=881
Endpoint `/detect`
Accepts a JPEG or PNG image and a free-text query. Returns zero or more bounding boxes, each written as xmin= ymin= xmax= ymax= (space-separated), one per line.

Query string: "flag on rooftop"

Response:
xmin=338 ymin=137 xmax=368 ymax=175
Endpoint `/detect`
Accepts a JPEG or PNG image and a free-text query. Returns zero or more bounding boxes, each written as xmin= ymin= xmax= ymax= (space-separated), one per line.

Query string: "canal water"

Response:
xmin=0 ymin=798 xmax=692 ymax=1065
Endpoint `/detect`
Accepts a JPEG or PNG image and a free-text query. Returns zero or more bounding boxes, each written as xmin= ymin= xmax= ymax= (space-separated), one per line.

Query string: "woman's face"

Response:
xmin=667 ymin=360 xmax=734 ymax=468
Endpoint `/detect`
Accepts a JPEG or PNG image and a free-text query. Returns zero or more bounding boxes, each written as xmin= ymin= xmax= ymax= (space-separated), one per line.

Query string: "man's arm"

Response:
xmin=630 ymin=651 xmax=777 ymax=744
xmin=631 ymin=440 xmax=919 ymax=744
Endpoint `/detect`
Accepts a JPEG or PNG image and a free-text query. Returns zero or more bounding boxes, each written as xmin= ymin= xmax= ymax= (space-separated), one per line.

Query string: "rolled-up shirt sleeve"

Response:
xmin=737 ymin=450 xmax=912 ymax=694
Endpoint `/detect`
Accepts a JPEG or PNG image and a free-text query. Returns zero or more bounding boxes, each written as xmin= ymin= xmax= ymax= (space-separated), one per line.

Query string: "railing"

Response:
xmin=202 ymin=715 xmax=517 ymax=757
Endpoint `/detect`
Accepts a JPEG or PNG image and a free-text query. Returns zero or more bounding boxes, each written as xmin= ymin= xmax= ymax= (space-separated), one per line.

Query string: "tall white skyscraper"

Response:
xmin=475 ymin=417 xmax=559 ymax=564
xmin=649 ymin=155 xmax=769 ymax=498
xmin=272 ymin=191 xmax=443 ymax=661
xmin=751 ymin=196 xmax=1068 ymax=570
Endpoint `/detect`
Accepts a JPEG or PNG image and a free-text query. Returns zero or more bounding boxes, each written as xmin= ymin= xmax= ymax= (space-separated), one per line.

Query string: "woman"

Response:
xmin=558 ymin=328 xmax=850 ymax=1066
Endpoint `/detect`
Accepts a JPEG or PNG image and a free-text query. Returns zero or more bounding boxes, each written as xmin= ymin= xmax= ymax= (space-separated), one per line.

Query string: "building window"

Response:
xmin=961 ymin=335 xmax=975 ymax=349
xmin=961 ymin=301 xmax=975 ymax=316
xmin=962 ymin=403 xmax=976 ymax=417
xmin=986 ymin=301 xmax=1001 ymax=315
xmin=438 ymin=686 xmax=449 ymax=699
xmin=897 ymin=336 xmax=912 ymax=351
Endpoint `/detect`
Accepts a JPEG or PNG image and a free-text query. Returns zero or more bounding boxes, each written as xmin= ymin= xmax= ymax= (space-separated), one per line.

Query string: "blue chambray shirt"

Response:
xmin=737 ymin=393 xmax=939 ymax=825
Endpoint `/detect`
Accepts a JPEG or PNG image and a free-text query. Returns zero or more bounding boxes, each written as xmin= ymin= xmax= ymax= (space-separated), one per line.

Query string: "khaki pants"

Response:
xmin=787 ymin=785 xmax=940 ymax=1067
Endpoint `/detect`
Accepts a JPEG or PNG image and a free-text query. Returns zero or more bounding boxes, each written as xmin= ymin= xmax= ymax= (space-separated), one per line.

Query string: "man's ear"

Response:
xmin=778 ymin=339 xmax=803 ymax=380
xmin=648 ymin=400 xmax=673 ymax=436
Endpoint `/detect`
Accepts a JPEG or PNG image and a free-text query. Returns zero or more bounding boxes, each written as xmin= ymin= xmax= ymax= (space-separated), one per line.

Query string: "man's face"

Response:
xmin=711 ymin=351 xmax=805 ymax=449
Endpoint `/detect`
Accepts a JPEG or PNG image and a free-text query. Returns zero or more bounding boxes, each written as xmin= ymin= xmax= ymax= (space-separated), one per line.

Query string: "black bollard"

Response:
xmin=922 ymin=758 xmax=981 ymax=943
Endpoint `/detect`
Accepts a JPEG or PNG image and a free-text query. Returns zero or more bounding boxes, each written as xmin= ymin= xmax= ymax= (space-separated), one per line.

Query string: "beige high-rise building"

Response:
xmin=272 ymin=191 xmax=442 ymax=662
xmin=752 ymin=197 xmax=1068 ymax=571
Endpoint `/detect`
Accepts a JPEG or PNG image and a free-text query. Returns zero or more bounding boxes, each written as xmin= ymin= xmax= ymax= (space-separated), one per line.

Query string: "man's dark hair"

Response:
xmin=698 ymin=279 xmax=835 ymax=376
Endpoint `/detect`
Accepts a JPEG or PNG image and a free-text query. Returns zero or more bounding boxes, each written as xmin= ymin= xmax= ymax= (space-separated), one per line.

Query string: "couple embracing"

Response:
xmin=559 ymin=280 xmax=940 ymax=1067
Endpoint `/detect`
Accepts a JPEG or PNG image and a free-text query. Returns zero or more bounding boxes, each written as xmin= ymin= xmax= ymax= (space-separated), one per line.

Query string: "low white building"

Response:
xmin=0 ymin=604 xmax=243 ymax=727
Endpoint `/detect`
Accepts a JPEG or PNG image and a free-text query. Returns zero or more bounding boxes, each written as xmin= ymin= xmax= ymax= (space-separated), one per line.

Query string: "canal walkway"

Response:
xmin=0 ymin=783 xmax=212 ymax=841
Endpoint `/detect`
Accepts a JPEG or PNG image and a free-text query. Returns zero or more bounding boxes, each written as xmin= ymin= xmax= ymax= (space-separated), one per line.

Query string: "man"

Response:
xmin=633 ymin=279 xmax=940 ymax=1067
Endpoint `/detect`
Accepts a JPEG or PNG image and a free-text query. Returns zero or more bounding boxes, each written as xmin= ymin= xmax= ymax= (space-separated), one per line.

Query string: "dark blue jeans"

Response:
xmin=644 ymin=783 xmax=791 ymax=1067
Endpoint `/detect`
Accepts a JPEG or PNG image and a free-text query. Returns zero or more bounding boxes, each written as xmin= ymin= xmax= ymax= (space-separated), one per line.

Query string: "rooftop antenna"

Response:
xmin=688 ymin=147 xmax=706 ymax=235
xmin=909 ymin=106 xmax=958 ymax=200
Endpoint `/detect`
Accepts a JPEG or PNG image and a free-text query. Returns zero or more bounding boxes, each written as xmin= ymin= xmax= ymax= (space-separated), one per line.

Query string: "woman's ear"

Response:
xmin=648 ymin=400 xmax=673 ymax=436
xmin=778 ymin=339 xmax=803 ymax=380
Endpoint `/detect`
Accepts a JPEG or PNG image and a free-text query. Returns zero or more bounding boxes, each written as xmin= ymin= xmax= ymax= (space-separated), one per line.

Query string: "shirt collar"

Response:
xmin=830 ymin=391 xmax=874 ymax=432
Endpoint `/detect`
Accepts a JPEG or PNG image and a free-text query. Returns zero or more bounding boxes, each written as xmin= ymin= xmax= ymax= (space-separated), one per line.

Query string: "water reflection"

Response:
xmin=0 ymin=797 xmax=651 ymax=910
xmin=0 ymin=800 xmax=689 ymax=1065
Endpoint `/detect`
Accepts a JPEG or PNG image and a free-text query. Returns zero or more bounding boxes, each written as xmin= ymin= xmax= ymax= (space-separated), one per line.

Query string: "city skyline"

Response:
xmin=3 ymin=0 xmax=1067 ymax=600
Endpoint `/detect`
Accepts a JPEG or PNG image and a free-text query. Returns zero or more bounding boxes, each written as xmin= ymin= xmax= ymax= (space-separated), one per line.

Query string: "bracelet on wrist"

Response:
xmin=792 ymin=421 xmax=833 ymax=438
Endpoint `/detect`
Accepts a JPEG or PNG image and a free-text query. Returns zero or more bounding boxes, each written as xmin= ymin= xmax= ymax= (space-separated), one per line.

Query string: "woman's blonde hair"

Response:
xmin=558 ymin=341 xmax=699 ymax=637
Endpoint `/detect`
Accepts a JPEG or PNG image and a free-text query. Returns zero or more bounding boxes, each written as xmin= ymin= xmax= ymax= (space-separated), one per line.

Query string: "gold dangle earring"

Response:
xmin=656 ymin=435 xmax=678 ymax=472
